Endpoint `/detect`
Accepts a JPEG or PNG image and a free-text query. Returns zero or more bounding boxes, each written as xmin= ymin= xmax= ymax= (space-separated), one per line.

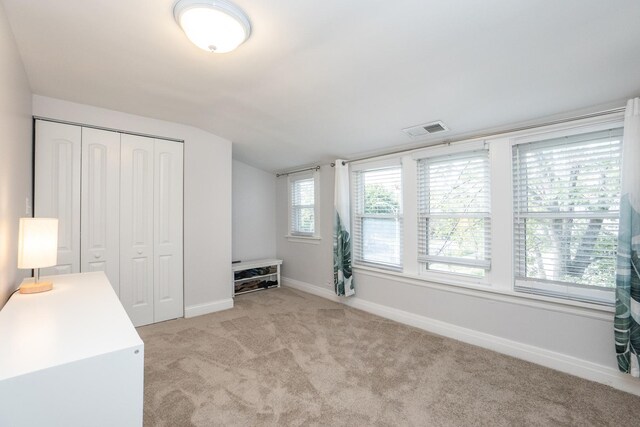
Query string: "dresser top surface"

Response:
xmin=0 ymin=272 xmax=143 ymax=381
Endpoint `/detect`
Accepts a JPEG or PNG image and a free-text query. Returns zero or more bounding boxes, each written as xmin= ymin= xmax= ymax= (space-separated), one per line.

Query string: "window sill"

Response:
xmin=354 ymin=260 xmax=403 ymax=273
xmin=352 ymin=265 xmax=615 ymax=320
xmin=285 ymin=235 xmax=322 ymax=245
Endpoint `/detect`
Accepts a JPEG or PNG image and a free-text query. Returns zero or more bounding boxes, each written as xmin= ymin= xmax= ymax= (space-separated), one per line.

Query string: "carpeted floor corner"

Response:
xmin=138 ymin=287 xmax=640 ymax=426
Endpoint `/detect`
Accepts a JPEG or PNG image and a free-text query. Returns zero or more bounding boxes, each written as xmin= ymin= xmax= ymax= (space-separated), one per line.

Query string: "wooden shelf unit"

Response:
xmin=232 ymin=258 xmax=282 ymax=296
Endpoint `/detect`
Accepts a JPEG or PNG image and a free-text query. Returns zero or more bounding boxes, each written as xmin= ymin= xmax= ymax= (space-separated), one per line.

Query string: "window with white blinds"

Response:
xmin=417 ymin=149 xmax=491 ymax=277
xmin=289 ymin=173 xmax=317 ymax=236
xmin=512 ymin=127 xmax=623 ymax=304
xmin=352 ymin=166 xmax=403 ymax=270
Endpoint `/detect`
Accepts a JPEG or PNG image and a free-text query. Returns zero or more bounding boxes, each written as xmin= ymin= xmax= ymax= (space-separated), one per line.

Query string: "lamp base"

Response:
xmin=19 ymin=281 xmax=53 ymax=294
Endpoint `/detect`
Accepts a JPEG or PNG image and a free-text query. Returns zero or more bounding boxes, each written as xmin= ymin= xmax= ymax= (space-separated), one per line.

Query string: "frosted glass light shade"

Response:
xmin=174 ymin=0 xmax=251 ymax=53
xmin=17 ymin=218 xmax=58 ymax=269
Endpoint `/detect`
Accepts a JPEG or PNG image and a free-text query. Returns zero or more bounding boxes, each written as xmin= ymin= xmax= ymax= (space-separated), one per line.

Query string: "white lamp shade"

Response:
xmin=17 ymin=218 xmax=59 ymax=269
xmin=174 ymin=0 xmax=251 ymax=53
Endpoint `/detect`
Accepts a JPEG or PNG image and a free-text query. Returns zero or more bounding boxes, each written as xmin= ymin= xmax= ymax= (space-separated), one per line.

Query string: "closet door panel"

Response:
xmin=120 ymin=135 xmax=154 ymax=327
xmin=153 ymin=140 xmax=184 ymax=322
xmin=81 ymin=128 xmax=120 ymax=295
xmin=34 ymin=120 xmax=81 ymax=276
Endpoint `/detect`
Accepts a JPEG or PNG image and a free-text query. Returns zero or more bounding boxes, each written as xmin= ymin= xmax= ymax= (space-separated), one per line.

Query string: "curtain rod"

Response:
xmin=330 ymin=106 xmax=626 ymax=167
xmin=276 ymin=165 xmax=320 ymax=178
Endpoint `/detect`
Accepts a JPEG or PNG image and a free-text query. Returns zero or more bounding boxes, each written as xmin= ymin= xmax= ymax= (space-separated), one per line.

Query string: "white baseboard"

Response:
xmin=283 ymin=277 xmax=340 ymax=301
xmin=282 ymin=277 xmax=640 ymax=396
xmin=185 ymin=298 xmax=234 ymax=318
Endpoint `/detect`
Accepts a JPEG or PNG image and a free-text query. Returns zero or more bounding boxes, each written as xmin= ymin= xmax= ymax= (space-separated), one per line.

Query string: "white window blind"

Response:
xmin=417 ymin=148 xmax=491 ymax=276
xmin=512 ymin=127 xmax=622 ymax=304
xmin=289 ymin=174 xmax=316 ymax=236
xmin=353 ymin=166 xmax=403 ymax=270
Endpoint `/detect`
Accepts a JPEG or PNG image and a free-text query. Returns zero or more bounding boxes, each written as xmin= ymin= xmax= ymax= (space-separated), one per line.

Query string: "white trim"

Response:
xmin=418 ymin=267 xmax=488 ymax=287
xmin=285 ymin=235 xmax=322 ymax=244
xmin=411 ymin=140 xmax=486 ymax=160
xmin=287 ymin=170 xmax=320 ymax=238
xmin=488 ymin=138 xmax=514 ymax=293
xmin=515 ymin=278 xmax=616 ymax=305
xmin=401 ymin=156 xmax=419 ymax=274
xmin=510 ymin=117 xmax=624 ymax=146
xmin=350 ymin=157 xmax=401 ymax=171
xmin=282 ymin=277 xmax=341 ymax=301
xmin=351 ymin=164 xmax=404 ymax=269
xmin=510 ymin=122 xmax=623 ymax=304
xmin=184 ymin=298 xmax=234 ymax=318
xmin=281 ymin=276 xmax=640 ymax=397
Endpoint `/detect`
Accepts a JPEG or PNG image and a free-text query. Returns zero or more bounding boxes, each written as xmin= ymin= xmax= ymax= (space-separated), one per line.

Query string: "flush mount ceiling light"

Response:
xmin=173 ymin=0 xmax=251 ymax=53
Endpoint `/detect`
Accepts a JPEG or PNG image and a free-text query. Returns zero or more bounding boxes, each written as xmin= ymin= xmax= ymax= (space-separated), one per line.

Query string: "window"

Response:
xmin=417 ymin=147 xmax=491 ymax=277
xmin=289 ymin=172 xmax=318 ymax=237
xmin=352 ymin=165 xmax=403 ymax=270
xmin=512 ymin=127 xmax=623 ymax=304
xmin=340 ymin=113 xmax=623 ymax=309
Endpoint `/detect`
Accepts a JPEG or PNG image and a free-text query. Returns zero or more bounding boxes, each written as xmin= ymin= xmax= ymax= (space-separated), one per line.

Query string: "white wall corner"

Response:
xmin=184 ymin=298 xmax=234 ymax=318
xmin=281 ymin=276 xmax=640 ymax=397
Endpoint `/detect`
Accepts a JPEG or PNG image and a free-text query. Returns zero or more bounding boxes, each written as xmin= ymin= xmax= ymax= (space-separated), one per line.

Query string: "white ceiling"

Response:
xmin=3 ymin=0 xmax=640 ymax=172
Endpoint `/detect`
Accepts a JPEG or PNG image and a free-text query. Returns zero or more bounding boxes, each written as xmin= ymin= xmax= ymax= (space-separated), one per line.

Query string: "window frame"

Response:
xmin=339 ymin=112 xmax=624 ymax=314
xmin=351 ymin=158 xmax=404 ymax=271
xmin=416 ymin=145 xmax=492 ymax=280
xmin=287 ymin=170 xmax=320 ymax=240
xmin=510 ymin=120 xmax=624 ymax=305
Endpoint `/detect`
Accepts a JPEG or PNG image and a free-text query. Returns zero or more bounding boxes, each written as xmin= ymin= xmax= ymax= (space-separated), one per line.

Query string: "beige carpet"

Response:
xmin=138 ymin=287 xmax=640 ymax=426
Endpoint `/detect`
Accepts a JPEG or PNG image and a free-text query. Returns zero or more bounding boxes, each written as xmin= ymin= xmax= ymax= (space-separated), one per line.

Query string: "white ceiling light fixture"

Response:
xmin=173 ymin=0 xmax=251 ymax=53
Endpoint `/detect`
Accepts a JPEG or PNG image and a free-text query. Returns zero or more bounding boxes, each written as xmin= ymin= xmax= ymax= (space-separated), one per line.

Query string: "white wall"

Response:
xmin=276 ymin=162 xmax=640 ymax=395
xmin=32 ymin=96 xmax=233 ymax=311
xmin=232 ymin=160 xmax=276 ymax=262
xmin=0 ymin=2 xmax=32 ymax=308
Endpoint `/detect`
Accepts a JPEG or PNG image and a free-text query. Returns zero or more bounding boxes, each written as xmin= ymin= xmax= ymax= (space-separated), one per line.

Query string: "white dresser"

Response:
xmin=0 ymin=272 xmax=144 ymax=426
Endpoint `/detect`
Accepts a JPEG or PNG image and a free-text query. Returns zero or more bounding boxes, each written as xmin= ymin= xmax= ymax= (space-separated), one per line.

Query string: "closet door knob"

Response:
xmin=94 ymin=254 xmax=101 ymax=259
xmin=137 ymin=249 xmax=143 ymax=255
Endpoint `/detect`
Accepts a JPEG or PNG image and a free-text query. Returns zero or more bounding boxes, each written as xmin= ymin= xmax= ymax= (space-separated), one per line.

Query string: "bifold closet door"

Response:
xmin=81 ymin=128 xmax=120 ymax=295
xmin=153 ymin=140 xmax=184 ymax=322
xmin=36 ymin=121 xmax=183 ymax=327
xmin=34 ymin=120 xmax=81 ymax=276
xmin=120 ymin=135 xmax=155 ymax=326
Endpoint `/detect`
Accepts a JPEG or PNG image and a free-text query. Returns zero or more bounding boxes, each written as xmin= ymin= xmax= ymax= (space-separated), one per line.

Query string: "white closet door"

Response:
xmin=81 ymin=128 xmax=120 ymax=295
xmin=34 ymin=120 xmax=81 ymax=276
xmin=120 ymin=135 xmax=154 ymax=327
xmin=153 ymin=140 xmax=184 ymax=322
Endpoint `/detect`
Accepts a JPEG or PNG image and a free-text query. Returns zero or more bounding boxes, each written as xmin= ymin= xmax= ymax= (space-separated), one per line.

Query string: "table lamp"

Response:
xmin=17 ymin=218 xmax=59 ymax=294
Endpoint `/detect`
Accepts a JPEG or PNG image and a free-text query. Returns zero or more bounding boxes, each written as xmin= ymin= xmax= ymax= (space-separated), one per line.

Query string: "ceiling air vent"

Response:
xmin=402 ymin=121 xmax=449 ymax=138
